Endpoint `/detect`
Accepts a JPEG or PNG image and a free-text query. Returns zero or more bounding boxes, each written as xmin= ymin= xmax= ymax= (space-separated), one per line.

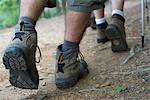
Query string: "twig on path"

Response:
xmin=136 ymin=47 xmax=150 ymax=53
xmin=121 ymin=45 xmax=136 ymax=65
xmin=130 ymin=65 xmax=150 ymax=76
xmin=99 ymin=46 xmax=110 ymax=51
xmin=79 ymin=88 xmax=112 ymax=93
xmin=121 ymin=44 xmax=150 ymax=65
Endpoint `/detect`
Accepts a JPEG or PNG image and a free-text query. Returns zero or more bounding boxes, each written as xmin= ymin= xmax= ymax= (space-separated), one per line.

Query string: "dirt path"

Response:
xmin=0 ymin=1 xmax=149 ymax=100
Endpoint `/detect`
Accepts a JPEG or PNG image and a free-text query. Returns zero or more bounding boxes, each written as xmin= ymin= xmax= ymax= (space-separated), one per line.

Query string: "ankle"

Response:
xmin=15 ymin=18 xmax=36 ymax=32
xmin=19 ymin=16 xmax=36 ymax=26
xmin=111 ymin=9 xmax=125 ymax=23
xmin=95 ymin=17 xmax=108 ymax=29
xmin=112 ymin=9 xmax=124 ymax=17
xmin=63 ymin=40 xmax=79 ymax=51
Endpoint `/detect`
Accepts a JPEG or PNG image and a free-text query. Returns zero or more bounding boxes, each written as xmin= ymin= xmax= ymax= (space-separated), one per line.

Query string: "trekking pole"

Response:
xmin=141 ymin=0 xmax=145 ymax=48
xmin=145 ymin=0 xmax=149 ymax=23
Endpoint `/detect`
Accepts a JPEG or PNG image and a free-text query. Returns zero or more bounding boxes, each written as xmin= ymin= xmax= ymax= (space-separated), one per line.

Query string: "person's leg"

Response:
xmin=111 ymin=0 xmax=124 ymax=17
xmin=94 ymin=8 xmax=104 ymax=19
xmin=55 ymin=11 xmax=91 ymax=89
xmin=19 ymin=0 xmax=45 ymax=22
xmin=65 ymin=11 xmax=91 ymax=42
xmin=55 ymin=0 xmax=106 ymax=88
xmin=106 ymin=0 xmax=128 ymax=52
xmin=3 ymin=0 xmax=47 ymax=89
xmin=111 ymin=0 xmax=124 ymax=11
xmin=93 ymin=9 xmax=109 ymax=43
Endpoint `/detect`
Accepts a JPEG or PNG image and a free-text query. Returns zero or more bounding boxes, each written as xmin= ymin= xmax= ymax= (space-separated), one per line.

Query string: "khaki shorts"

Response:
xmin=67 ymin=0 xmax=107 ymax=12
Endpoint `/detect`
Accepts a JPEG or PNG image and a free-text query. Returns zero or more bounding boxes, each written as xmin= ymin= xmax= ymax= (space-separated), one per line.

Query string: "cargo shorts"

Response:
xmin=67 ymin=0 xmax=107 ymax=12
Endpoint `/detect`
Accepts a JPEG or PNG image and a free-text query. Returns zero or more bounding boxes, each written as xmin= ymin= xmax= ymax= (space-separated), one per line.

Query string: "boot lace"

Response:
xmin=78 ymin=51 xmax=84 ymax=61
xmin=36 ymin=45 xmax=42 ymax=63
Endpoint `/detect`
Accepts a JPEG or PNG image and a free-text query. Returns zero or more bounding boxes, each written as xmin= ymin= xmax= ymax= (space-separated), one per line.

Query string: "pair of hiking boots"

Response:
xmin=90 ymin=16 xmax=128 ymax=52
xmin=3 ymin=20 xmax=89 ymax=89
xmin=2 ymin=0 xmax=89 ymax=89
xmin=2 ymin=5 xmax=128 ymax=89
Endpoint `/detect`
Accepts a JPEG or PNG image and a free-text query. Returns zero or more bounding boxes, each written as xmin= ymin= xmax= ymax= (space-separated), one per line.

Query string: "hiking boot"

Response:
xmin=106 ymin=15 xmax=128 ymax=52
xmin=3 ymin=21 xmax=40 ymax=89
xmin=96 ymin=22 xmax=109 ymax=44
xmin=45 ymin=0 xmax=56 ymax=8
xmin=55 ymin=44 xmax=89 ymax=89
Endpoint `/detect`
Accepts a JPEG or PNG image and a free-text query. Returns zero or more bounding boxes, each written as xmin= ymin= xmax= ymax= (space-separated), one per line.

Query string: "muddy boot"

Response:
xmin=55 ymin=44 xmax=89 ymax=89
xmin=106 ymin=15 xmax=128 ymax=52
xmin=96 ymin=22 xmax=109 ymax=44
xmin=45 ymin=0 xmax=56 ymax=8
xmin=3 ymin=21 xmax=40 ymax=89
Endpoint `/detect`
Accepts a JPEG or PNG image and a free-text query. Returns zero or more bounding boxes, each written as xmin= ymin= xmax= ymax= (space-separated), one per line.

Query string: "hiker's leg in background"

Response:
xmin=111 ymin=0 xmax=125 ymax=18
xmin=111 ymin=0 xmax=124 ymax=11
xmin=93 ymin=9 xmax=109 ymax=43
xmin=94 ymin=8 xmax=104 ymax=19
xmin=106 ymin=0 xmax=128 ymax=52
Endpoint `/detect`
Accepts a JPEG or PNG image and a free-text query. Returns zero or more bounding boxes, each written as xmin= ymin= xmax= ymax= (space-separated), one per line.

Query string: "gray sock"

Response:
xmin=15 ymin=16 xmax=36 ymax=32
xmin=62 ymin=40 xmax=79 ymax=51
xmin=20 ymin=16 xmax=36 ymax=26
xmin=62 ymin=40 xmax=79 ymax=59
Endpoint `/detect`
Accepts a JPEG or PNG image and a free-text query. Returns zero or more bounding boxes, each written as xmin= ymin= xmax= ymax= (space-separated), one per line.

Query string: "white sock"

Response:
xmin=95 ymin=17 xmax=106 ymax=25
xmin=112 ymin=9 xmax=124 ymax=17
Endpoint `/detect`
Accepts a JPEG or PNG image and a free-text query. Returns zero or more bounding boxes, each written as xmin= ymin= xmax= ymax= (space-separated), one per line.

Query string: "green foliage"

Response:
xmin=42 ymin=8 xmax=57 ymax=18
xmin=114 ymin=85 xmax=127 ymax=93
xmin=42 ymin=0 xmax=65 ymax=18
xmin=0 ymin=0 xmax=19 ymax=29
xmin=0 ymin=0 xmax=65 ymax=29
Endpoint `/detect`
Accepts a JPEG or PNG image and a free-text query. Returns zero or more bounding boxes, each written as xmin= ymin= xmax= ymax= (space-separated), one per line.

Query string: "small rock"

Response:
xmin=5 ymin=84 xmax=12 ymax=88
xmin=144 ymin=88 xmax=150 ymax=94
xmin=101 ymin=82 xmax=111 ymax=87
xmin=120 ymin=97 xmax=125 ymax=100
xmin=92 ymin=77 xmax=96 ymax=80
xmin=19 ymin=97 xmax=26 ymax=100
xmin=136 ymin=90 xmax=140 ymax=94
xmin=143 ymin=75 xmax=150 ymax=82
xmin=142 ymin=78 xmax=146 ymax=82
xmin=127 ymin=84 xmax=136 ymax=92
xmin=42 ymin=82 xmax=46 ymax=86
xmin=95 ymin=84 xmax=100 ymax=88
xmin=142 ymin=87 xmax=145 ymax=92
xmin=74 ymin=86 xmax=79 ymax=90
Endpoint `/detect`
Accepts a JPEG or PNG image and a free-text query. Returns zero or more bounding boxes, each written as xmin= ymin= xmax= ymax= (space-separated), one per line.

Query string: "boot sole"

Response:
xmin=55 ymin=60 xmax=89 ymax=89
xmin=3 ymin=47 xmax=38 ymax=89
xmin=106 ymin=24 xmax=128 ymax=52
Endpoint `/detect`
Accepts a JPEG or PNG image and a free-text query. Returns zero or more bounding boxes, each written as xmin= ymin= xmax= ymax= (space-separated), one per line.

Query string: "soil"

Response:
xmin=0 ymin=0 xmax=149 ymax=100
